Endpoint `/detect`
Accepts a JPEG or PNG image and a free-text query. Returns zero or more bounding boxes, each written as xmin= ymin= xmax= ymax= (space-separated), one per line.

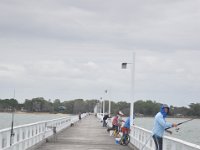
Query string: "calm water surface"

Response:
xmin=0 ymin=112 xmax=70 ymax=130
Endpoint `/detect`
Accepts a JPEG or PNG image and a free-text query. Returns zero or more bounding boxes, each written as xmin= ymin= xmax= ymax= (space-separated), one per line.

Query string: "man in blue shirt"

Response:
xmin=124 ymin=117 xmax=130 ymax=129
xmin=120 ymin=117 xmax=130 ymax=145
xmin=152 ymin=104 xmax=177 ymax=150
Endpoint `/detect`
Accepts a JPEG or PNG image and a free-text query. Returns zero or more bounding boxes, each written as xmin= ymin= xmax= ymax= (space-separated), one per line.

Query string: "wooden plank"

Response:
xmin=36 ymin=115 xmax=133 ymax=150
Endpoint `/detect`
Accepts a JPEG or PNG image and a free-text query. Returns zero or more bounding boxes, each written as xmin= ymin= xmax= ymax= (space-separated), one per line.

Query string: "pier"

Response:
xmin=36 ymin=114 xmax=132 ymax=150
xmin=0 ymin=113 xmax=200 ymax=150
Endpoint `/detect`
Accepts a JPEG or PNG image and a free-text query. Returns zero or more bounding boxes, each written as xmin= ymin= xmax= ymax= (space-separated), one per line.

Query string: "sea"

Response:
xmin=0 ymin=112 xmax=70 ymax=130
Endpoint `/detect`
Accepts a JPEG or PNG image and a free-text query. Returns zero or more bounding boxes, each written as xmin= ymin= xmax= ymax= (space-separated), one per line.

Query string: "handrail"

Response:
xmin=0 ymin=117 xmax=67 ymax=133
xmin=97 ymin=113 xmax=200 ymax=150
xmin=0 ymin=113 xmax=88 ymax=150
xmin=130 ymin=125 xmax=200 ymax=150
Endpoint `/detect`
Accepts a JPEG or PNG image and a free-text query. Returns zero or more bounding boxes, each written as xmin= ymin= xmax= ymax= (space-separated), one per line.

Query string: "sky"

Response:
xmin=0 ymin=0 xmax=200 ymax=106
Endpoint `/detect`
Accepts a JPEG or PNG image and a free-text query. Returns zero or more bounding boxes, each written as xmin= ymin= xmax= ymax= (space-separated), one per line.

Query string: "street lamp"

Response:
xmin=121 ymin=53 xmax=135 ymax=127
xmin=105 ymin=90 xmax=111 ymax=115
xmin=103 ymin=96 xmax=105 ymax=116
xmin=100 ymin=97 xmax=103 ymax=114
xmin=101 ymin=90 xmax=109 ymax=117
xmin=104 ymin=90 xmax=111 ymax=115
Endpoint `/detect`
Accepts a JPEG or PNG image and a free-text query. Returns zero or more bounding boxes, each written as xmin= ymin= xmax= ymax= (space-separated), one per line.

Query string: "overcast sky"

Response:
xmin=0 ymin=0 xmax=200 ymax=106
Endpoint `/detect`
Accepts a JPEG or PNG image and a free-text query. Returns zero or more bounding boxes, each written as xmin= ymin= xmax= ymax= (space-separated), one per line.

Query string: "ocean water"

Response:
xmin=0 ymin=112 xmax=69 ymax=130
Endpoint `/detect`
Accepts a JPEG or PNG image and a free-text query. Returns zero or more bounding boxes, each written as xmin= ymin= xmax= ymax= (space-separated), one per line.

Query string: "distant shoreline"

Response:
xmin=0 ymin=111 xmax=68 ymax=115
xmin=136 ymin=115 xmax=199 ymax=119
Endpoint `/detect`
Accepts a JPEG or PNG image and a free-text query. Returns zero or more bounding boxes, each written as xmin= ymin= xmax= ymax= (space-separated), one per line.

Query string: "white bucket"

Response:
xmin=115 ymin=138 xmax=121 ymax=144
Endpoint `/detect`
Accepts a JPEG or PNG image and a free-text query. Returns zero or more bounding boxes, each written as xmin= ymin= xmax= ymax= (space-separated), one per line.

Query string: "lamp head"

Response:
xmin=121 ymin=63 xmax=127 ymax=69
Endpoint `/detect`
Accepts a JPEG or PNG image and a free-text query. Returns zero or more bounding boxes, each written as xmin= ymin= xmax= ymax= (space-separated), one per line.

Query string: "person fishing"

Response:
xmin=121 ymin=117 xmax=130 ymax=145
xmin=107 ymin=111 xmax=124 ymax=132
xmin=78 ymin=112 xmax=81 ymax=120
xmin=107 ymin=114 xmax=119 ymax=132
xmin=103 ymin=113 xmax=110 ymax=127
xmin=152 ymin=104 xmax=177 ymax=150
xmin=117 ymin=111 xmax=125 ymax=128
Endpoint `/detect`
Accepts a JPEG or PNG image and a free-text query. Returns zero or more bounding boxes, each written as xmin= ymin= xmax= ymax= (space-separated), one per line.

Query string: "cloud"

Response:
xmin=0 ymin=63 xmax=25 ymax=79
xmin=1 ymin=0 xmax=200 ymax=50
xmin=0 ymin=0 xmax=200 ymax=106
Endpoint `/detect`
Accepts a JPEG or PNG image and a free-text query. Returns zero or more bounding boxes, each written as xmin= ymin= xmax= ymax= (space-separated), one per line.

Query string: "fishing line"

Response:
xmin=140 ymin=135 xmax=152 ymax=150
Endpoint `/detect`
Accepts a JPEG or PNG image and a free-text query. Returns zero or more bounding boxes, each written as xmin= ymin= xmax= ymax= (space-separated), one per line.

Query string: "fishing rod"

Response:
xmin=165 ymin=118 xmax=195 ymax=130
xmin=10 ymin=89 xmax=15 ymax=146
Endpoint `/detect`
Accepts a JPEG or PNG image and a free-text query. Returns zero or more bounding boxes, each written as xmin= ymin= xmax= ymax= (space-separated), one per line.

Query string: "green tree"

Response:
xmin=188 ymin=103 xmax=200 ymax=116
xmin=24 ymin=99 xmax=33 ymax=112
xmin=53 ymin=99 xmax=61 ymax=112
xmin=73 ymin=99 xmax=85 ymax=114
xmin=63 ymin=100 xmax=74 ymax=114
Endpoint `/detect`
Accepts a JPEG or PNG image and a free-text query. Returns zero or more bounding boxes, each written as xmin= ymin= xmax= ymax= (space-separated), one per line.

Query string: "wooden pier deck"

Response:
xmin=36 ymin=115 xmax=133 ymax=150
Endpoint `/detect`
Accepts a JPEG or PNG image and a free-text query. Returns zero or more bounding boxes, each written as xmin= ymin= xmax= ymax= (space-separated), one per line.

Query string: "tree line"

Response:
xmin=0 ymin=98 xmax=199 ymax=117
xmin=0 ymin=97 xmax=98 ymax=114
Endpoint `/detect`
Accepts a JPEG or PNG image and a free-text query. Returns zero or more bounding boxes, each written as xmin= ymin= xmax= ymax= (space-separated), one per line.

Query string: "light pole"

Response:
xmin=103 ymin=97 xmax=105 ymax=117
xmin=100 ymin=97 xmax=103 ymax=114
xmin=104 ymin=90 xmax=110 ymax=115
xmin=106 ymin=90 xmax=111 ymax=116
xmin=105 ymin=90 xmax=107 ymax=113
xmin=121 ymin=52 xmax=135 ymax=126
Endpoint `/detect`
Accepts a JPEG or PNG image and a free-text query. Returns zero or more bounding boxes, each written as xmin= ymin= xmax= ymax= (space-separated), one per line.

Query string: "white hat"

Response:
xmin=118 ymin=111 xmax=124 ymax=116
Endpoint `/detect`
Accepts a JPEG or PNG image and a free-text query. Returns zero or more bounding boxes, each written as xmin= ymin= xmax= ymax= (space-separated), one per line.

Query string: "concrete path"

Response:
xmin=36 ymin=115 xmax=133 ymax=150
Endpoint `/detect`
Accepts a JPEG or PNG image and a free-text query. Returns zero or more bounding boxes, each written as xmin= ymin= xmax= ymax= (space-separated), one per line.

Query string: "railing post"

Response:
xmin=0 ymin=132 xmax=2 ymax=149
